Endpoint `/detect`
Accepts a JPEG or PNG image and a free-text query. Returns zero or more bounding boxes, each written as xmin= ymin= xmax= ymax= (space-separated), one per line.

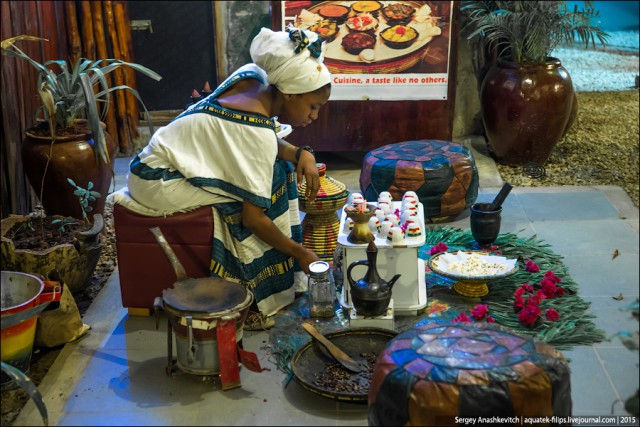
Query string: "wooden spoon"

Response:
xmin=301 ymin=323 xmax=363 ymax=373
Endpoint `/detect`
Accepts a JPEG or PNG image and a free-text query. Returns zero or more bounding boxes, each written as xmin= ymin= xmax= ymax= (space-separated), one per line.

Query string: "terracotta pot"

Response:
xmin=480 ymin=57 xmax=577 ymax=166
xmin=21 ymin=120 xmax=118 ymax=220
xmin=0 ymin=214 xmax=104 ymax=295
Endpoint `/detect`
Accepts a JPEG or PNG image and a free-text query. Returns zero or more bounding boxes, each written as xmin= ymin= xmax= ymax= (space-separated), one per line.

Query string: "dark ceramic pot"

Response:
xmin=346 ymin=242 xmax=401 ymax=317
xmin=21 ymin=120 xmax=117 ymax=221
xmin=470 ymin=203 xmax=502 ymax=250
xmin=480 ymin=57 xmax=577 ymax=166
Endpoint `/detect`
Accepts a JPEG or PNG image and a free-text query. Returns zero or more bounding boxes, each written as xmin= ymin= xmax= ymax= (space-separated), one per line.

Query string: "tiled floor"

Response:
xmin=13 ymin=138 xmax=639 ymax=426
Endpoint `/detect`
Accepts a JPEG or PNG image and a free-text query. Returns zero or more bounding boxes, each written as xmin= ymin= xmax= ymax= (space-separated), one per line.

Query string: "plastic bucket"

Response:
xmin=1 ymin=271 xmax=61 ymax=390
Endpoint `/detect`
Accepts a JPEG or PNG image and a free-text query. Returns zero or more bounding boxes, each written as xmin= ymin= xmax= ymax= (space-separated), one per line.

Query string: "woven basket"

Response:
xmin=298 ymin=163 xmax=349 ymax=262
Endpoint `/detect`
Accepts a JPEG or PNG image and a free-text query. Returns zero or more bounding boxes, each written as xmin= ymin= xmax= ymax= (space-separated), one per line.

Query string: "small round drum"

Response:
xmin=161 ymin=277 xmax=253 ymax=376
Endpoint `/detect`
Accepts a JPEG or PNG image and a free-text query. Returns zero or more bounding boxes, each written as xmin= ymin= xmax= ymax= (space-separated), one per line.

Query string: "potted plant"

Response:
xmin=1 ymin=180 xmax=104 ymax=295
xmin=461 ymin=1 xmax=609 ymax=166
xmin=1 ymin=35 xmax=160 ymax=294
xmin=1 ymin=35 xmax=161 ymax=220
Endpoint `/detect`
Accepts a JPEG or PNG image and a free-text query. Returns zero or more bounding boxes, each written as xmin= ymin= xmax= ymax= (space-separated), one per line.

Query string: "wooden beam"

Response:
xmin=65 ymin=1 xmax=82 ymax=63
xmin=91 ymin=0 xmax=120 ymax=153
xmin=79 ymin=1 xmax=96 ymax=60
xmin=104 ymin=0 xmax=130 ymax=154
xmin=114 ymin=0 xmax=139 ymax=145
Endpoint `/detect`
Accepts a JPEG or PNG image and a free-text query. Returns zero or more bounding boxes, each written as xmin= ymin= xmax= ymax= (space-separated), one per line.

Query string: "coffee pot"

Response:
xmin=346 ymin=241 xmax=401 ymax=317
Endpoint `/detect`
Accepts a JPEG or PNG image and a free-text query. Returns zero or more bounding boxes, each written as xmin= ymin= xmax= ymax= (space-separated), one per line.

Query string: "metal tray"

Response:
xmin=290 ymin=327 xmax=397 ymax=402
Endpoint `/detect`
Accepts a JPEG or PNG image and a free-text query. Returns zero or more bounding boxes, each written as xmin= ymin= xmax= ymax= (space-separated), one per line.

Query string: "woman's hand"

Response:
xmin=242 ymin=201 xmax=319 ymax=274
xmin=296 ymin=149 xmax=320 ymax=203
xmin=295 ymin=245 xmax=321 ymax=274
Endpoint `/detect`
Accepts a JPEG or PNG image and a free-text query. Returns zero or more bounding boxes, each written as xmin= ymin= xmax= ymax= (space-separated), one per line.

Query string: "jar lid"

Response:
xmin=309 ymin=260 xmax=330 ymax=275
xmin=298 ymin=163 xmax=347 ymax=199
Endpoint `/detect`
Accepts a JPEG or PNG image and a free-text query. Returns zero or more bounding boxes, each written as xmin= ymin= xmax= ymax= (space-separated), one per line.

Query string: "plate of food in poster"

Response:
xmin=294 ymin=1 xmax=444 ymax=74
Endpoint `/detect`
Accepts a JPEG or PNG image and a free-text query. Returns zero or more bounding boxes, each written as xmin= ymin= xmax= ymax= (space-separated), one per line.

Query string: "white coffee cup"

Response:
xmin=385 ymin=214 xmax=400 ymax=226
xmin=405 ymin=222 xmax=423 ymax=239
xmin=343 ymin=217 xmax=354 ymax=233
xmin=368 ymin=216 xmax=381 ymax=234
xmin=377 ymin=200 xmax=392 ymax=214
xmin=347 ymin=192 xmax=364 ymax=207
xmin=378 ymin=191 xmax=393 ymax=202
xmin=379 ymin=221 xmax=394 ymax=238
xmin=403 ymin=191 xmax=418 ymax=201
xmin=387 ymin=227 xmax=404 ymax=245
xmin=402 ymin=196 xmax=418 ymax=209
xmin=401 ymin=210 xmax=418 ymax=223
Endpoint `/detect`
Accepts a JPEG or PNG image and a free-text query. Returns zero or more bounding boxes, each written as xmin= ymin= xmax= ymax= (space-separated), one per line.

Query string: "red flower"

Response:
xmin=544 ymin=271 xmax=562 ymax=284
xmin=486 ymin=316 xmax=495 ymax=323
xmin=430 ymin=242 xmax=449 ymax=255
xmin=545 ymin=309 xmax=560 ymax=321
xmin=555 ymin=286 xmax=565 ymax=297
xmin=514 ymin=296 xmax=525 ymax=312
xmin=525 ymin=297 xmax=542 ymax=316
xmin=452 ymin=312 xmax=471 ymax=322
xmin=518 ymin=307 xmax=540 ymax=325
xmin=527 ymin=289 xmax=546 ymax=307
xmin=525 ymin=260 xmax=540 ymax=273
xmin=470 ymin=304 xmax=489 ymax=321
xmin=540 ymin=278 xmax=557 ymax=298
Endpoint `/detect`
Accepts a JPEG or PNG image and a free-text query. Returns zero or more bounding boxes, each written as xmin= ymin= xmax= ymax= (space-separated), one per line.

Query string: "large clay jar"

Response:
xmin=480 ymin=57 xmax=577 ymax=166
xmin=21 ymin=120 xmax=118 ymax=221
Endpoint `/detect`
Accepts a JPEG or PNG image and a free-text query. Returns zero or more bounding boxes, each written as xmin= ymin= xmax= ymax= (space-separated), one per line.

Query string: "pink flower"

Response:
xmin=518 ymin=307 xmax=540 ymax=325
xmin=486 ymin=316 xmax=495 ymax=323
xmin=470 ymin=304 xmax=489 ymax=321
xmin=545 ymin=309 xmax=560 ymax=322
xmin=526 ymin=260 xmax=540 ymax=273
xmin=514 ymin=296 xmax=525 ymax=312
xmin=429 ymin=242 xmax=449 ymax=255
xmin=452 ymin=312 xmax=471 ymax=322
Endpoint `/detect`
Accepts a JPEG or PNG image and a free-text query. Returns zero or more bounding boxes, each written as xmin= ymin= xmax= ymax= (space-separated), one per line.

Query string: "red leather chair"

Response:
xmin=113 ymin=203 xmax=213 ymax=315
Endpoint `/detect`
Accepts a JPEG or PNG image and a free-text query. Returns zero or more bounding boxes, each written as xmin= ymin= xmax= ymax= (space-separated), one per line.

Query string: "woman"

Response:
xmin=126 ymin=26 xmax=332 ymax=327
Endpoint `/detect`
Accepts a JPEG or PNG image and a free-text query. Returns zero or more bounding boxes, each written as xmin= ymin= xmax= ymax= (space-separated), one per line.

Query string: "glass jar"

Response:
xmin=308 ymin=261 xmax=336 ymax=318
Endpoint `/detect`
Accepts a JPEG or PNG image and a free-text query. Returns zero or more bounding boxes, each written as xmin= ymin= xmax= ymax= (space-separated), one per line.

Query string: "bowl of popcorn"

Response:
xmin=427 ymin=251 xmax=518 ymax=297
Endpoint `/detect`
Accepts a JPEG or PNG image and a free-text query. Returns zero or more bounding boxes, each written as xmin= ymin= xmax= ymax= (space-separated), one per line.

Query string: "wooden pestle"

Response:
xmin=488 ymin=182 xmax=513 ymax=211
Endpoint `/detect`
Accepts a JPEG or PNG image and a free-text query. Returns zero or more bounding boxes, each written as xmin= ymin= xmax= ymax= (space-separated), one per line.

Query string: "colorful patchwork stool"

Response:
xmin=360 ymin=140 xmax=479 ymax=219
xmin=368 ymin=322 xmax=571 ymax=426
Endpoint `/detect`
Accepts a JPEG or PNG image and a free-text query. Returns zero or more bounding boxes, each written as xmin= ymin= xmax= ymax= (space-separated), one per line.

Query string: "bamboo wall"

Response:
xmin=1 ymin=1 xmax=140 ymax=218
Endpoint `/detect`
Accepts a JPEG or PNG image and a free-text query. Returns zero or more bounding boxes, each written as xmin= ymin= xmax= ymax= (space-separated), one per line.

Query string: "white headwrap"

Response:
xmin=250 ymin=26 xmax=331 ymax=95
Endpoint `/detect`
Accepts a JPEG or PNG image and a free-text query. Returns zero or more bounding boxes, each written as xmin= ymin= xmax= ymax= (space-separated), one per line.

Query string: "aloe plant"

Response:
xmin=1 ymin=35 xmax=162 ymax=165
xmin=1 ymin=361 xmax=48 ymax=426
xmin=461 ymin=1 xmax=610 ymax=64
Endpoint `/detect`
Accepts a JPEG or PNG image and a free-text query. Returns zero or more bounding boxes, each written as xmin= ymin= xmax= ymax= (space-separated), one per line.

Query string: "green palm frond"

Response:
xmin=461 ymin=1 xmax=610 ymax=64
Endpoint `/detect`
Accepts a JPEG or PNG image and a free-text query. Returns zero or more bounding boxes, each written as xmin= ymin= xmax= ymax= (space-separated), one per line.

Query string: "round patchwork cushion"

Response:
xmin=368 ymin=322 xmax=571 ymax=426
xmin=360 ymin=140 xmax=479 ymax=218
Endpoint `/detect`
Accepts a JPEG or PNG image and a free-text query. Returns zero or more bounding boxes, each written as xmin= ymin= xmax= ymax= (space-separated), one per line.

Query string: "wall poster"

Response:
xmin=280 ymin=1 xmax=454 ymax=101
